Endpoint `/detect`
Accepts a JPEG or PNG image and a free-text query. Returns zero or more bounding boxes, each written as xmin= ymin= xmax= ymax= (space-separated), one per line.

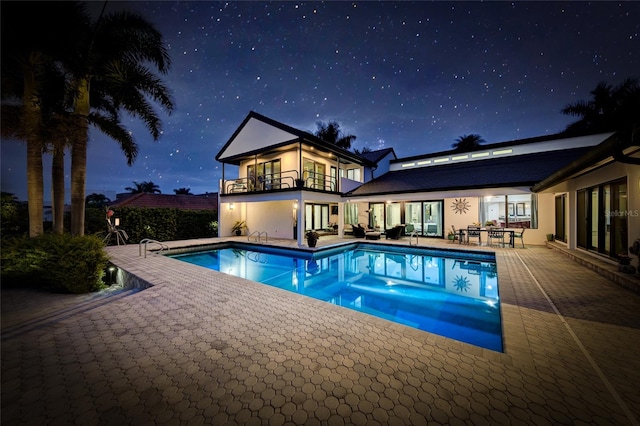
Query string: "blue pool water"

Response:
xmin=169 ymin=243 xmax=502 ymax=352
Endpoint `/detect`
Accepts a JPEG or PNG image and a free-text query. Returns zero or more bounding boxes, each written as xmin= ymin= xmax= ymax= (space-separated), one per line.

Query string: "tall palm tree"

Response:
xmin=0 ymin=2 xmax=85 ymax=236
xmin=125 ymin=181 xmax=162 ymax=194
xmin=66 ymin=6 xmax=174 ymax=235
xmin=314 ymin=121 xmax=357 ymax=150
xmin=452 ymin=134 xmax=485 ymax=152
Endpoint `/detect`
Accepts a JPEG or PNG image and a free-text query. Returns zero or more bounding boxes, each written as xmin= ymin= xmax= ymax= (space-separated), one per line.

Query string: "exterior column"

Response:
xmin=567 ymin=190 xmax=577 ymax=249
xmin=296 ymin=197 xmax=304 ymax=247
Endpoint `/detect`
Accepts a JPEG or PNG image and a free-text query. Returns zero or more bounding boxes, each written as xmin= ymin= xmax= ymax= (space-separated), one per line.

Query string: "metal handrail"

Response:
xmin=408 ymin=230 xmax=419 ymax=246
xmin=139 ymin=238 xmax=169 ymax=258
xmin=247 ymin=231 xmax=268 ymax=243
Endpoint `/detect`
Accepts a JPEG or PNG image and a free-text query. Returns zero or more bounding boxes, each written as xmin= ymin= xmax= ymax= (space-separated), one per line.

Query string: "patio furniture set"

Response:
xmin=452 ymin=226 xmax=525 ymax=248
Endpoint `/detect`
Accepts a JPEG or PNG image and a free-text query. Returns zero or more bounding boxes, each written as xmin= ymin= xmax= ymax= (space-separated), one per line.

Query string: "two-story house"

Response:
xmin=218 ymin=111 xmax=640 ymax=267
xmin=216 ymin=111 xmax=395 ymax=244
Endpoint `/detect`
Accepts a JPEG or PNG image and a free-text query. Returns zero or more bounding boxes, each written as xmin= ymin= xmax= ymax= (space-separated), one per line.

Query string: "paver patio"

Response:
xmin=2 ymin=237 xmax=639 ymax=425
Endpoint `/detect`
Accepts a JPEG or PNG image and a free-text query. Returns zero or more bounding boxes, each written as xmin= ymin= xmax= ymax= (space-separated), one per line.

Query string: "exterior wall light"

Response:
xmin=229 ymin=203 xmax=235 ymax=211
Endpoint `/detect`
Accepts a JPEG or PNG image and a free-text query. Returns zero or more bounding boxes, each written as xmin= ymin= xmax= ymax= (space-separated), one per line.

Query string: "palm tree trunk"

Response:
xmin=24 ymin=62 xmax=44 ymax=237
xmin=51 ymin=145 xmax=65 ymax=234
xmin=70 ymin=78 xmax=90 ymax=236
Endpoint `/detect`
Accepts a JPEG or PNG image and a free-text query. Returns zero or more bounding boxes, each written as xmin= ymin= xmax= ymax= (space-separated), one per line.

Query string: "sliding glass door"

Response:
xmin=578 ymin=178 xmax=627 ymax=258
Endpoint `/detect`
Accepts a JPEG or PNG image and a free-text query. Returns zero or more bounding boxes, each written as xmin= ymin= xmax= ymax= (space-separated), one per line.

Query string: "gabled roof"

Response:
xmin=110 ymin=193 xmax=218 ymax=211
xmin=358 ymin=147 xmax=397 ymax=164
xmin=216 ymin=111 xmax=369 ymax=165
xmin=346 ymin=146 xmax=594 ymax=196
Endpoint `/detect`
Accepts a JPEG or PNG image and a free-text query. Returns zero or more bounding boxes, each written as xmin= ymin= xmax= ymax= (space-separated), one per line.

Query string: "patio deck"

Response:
xmin=2 ymin=236 xmax=639 ymax=425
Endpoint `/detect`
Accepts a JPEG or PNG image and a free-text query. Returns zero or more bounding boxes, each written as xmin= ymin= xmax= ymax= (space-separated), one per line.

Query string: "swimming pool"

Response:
xmin=169 ymin=243 xmax=502 ymax=352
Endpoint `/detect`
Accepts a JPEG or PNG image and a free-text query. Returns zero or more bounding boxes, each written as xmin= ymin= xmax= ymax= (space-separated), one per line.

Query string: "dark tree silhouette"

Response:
xmin=125 ymin=181 xmax=162 ymax=194
xmin=173 ymin=188 xmax=193 ymax=195
xmin=314 ymin=121 xmax=357 ymax=150
xmin=562 ymin=78 xmax=640 ymax=164
xmin=353 ymin=147 xmax=372 ymax=155
xmin=85 ymin=193 xmax=112 ymax=208
xmin=562 ymin=78 xmax=639 ymax=137
xmin=452 ymin=134 xmax=485 ymax=152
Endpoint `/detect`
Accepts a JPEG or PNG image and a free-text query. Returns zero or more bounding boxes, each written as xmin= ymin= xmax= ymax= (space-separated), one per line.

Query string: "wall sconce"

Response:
xmin=228 ymin=203 xmax=235 ymax=211
xmin=293 ymin=201 xmax=298 ymax=210
xmin=114 ymin=218 xmax=120 ymax=226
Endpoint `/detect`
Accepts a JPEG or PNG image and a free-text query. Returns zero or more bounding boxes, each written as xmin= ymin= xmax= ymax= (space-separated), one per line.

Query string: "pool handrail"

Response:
xmin=247 ymin=231 xmax=268 ymax=243
xmin=139 ymin=238 xmax=169 ymax=258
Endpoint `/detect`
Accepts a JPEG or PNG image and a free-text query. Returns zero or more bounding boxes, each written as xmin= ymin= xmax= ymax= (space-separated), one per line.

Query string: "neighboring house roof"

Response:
xmin=216 ymin=111 xmax=371 ymax=166
xmin=358 ymin=148 xmax=397 ymax=164
xmin=346 ymin=146 xmax=595 ymax=196
xmin=110 ymin=193 xmax=218 ymax=210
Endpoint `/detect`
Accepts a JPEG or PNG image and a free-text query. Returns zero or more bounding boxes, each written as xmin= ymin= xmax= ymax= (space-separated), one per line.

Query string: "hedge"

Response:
xmin=87 ymin=207 xmax=218 ymax=244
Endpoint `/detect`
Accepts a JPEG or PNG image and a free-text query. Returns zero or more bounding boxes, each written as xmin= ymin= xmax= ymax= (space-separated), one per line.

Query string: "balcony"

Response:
xmin=223 ymin=170 xmax=338 ymax=194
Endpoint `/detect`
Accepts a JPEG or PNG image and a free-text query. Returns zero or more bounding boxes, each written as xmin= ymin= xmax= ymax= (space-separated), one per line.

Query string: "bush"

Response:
xmin=1 ymin=234 xmax=109 ymax=294
xmin=93 ymin=207 xmax=218 ymax=243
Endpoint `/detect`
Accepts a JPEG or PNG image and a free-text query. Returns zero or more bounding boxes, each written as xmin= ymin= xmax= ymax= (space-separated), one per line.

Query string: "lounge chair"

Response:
xmin=353 ymin=224 xmax=366 ymax=238
xmin=385 ymin=225 xmax=404 ymax=240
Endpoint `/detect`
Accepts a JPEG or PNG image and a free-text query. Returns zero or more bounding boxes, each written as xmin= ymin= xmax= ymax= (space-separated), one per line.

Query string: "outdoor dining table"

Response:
xmin=458 ymin=227 xmax=516 ymax=248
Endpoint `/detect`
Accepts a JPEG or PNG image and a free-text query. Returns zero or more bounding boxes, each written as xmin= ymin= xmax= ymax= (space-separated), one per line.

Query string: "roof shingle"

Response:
xmin=347 ymin=147 xmax=593 ymax=196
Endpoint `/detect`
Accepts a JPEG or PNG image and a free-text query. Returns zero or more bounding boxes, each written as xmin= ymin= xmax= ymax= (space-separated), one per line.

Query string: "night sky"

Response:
xmin=1 ymin=1 xmax=638 ymax=201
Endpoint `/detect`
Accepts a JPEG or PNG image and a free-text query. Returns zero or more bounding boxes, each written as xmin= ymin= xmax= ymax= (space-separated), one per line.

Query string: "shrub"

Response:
xmin=97 ymin=207 xmax=217 ymax=243
xmin=1 ymin=234 xmax=109 ymax=294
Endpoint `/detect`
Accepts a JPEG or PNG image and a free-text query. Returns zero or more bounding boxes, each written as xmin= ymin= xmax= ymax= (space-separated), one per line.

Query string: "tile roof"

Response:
xmin=346 ymin=146 xmax=593 ymax=196
xmin=110 ymin=193 xmax=218 ymax=211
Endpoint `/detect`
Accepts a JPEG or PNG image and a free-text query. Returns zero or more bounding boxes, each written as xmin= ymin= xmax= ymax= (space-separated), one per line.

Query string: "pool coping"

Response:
xmin=109 ymin=237 xmax=523 ymax=363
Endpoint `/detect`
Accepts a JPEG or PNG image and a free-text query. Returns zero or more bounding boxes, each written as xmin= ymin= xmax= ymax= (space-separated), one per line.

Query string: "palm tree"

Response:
xmin=66 ymin=5 xmax=174 ymax=235
xmin=125 ymin=181 xmax=162 ymax=194
xmin=1 ymin=2 xmax=86 ymax=237
xmin=85 ymin=193 xmax=112 ymax=208
xmin=562 ymin=78 xmax=639 ymax=137
xmin=314 ymin=121 xmax=357 ymax=150
xmin=452 ymin=134 xmax=485 ymax=152
xmin=353 ymin=147 xmax=372 ymax=155
xmin=173 ymin=188 xmax=193 ymax=195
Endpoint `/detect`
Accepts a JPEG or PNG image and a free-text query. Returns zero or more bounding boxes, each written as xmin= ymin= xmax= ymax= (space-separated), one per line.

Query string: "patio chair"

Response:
xmin=103 ymin=219 xmax=129 ymax=246
xmin=466 ymin=226 xmax=482 ymax=245
xmin=512 ymin=228 xmax=526 ymax=248
xmin=385 ymin=225 xmax=404 ymax=240
xmin=353 ymin=224 xmax=366 ymax=238
xmin=451 ymin=225 xmax=465 ymax=242
xmin=487 ymin=227 xmax=505 ymax=247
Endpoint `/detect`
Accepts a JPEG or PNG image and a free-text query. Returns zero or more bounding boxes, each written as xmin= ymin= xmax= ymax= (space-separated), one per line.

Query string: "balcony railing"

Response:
xmin=223 ymin=169 xmax=338 ymax=194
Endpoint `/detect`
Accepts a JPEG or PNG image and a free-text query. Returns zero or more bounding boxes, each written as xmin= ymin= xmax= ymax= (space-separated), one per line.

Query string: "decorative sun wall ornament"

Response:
xmin=451 ymin=198 xmax=470 ymax=214
xmin=453 ymin=275 xmax=471 ymax=292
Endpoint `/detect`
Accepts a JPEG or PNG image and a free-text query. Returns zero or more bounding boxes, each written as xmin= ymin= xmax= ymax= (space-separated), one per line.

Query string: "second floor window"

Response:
xmin=347 ymin=168 xmax=361 ymax=182
xmin=303 ymin=158 xmax=327 ymax=190
xmin=248 ymin=159 xmax=281 ymax=190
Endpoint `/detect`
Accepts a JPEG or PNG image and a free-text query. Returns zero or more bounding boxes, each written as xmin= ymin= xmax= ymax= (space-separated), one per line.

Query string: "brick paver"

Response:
xmin=2 ymin=237 xmax=639 ymax=425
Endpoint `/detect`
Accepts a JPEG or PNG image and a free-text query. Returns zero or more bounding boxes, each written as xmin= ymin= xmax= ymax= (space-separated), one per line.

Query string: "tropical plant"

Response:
xmin=1 ymin=2 xmax=173 ymax=237
xmin=314 ymin=121 xmax=357 ymax=150
xmin=66 ymin=5 xmax=174 ymax=235
xmin=173 ymin=187 xmax=193 ymax=195
xmin=125 ymin=181 xmax=162 ymax=194
xmin=452 ymin=134 xmax=485 ymax=152
xmin=305 ymin=230 xmax=320 ymax=247
xmin=353 ymin=146 xmax=372 ymax=155
xmin=231 ymin=220 xmax=247 ymax=235
xmin=85 ymin=193 xmax=112 ymax=208
xmin=0 ymin=2 xmax=86 ymax=237
xmin=561 ymin=78 xmax=639 ymax=137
